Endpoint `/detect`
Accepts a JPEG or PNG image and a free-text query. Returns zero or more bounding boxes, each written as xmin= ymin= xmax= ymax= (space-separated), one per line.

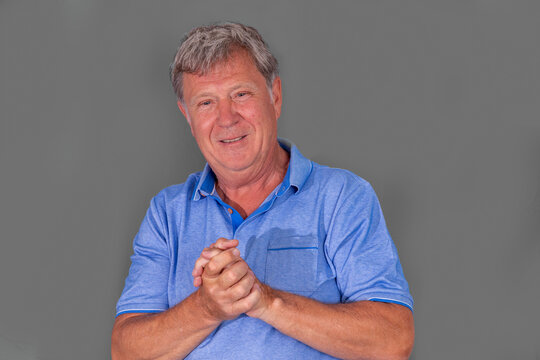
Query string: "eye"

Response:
xmin=235 ymin=91 xmax=251 ymax=99
xmin=198 ymin=99 xmax=212 ymax=107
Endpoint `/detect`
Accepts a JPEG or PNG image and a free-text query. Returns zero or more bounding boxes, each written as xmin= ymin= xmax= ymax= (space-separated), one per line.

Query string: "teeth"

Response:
xmin=222 ymin=136 xmax=244 ymax=143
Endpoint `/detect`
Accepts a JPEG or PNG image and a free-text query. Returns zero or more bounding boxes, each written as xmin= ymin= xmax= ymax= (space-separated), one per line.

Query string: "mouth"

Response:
xmin=220 ymin=135 xmax=247 ymax=144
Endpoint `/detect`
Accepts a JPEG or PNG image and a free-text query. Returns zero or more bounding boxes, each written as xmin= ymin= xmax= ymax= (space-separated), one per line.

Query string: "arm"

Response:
xmin=251 ymin=285 xmax=414 ymax=360
xmin=195 ymin=239 xmax=414 ymax=360
xmin=112 ymin=245 xmax=260 ymax=360
xmin=111 ymin=291 xmax=219 ymax=360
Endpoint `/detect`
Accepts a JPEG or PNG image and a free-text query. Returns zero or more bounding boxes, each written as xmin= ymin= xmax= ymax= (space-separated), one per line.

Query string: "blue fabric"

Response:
xmin=116 ymin=139 xmax=413 ymax=359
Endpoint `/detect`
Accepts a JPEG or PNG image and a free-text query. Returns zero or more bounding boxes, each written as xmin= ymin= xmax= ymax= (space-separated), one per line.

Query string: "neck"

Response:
xmin=214 ymin=143 xmax=289 ymax=218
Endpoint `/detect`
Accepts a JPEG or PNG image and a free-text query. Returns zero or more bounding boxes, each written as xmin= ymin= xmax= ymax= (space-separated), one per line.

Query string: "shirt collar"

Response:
xmin=192 ymin=137 xmax=313 ymax=201
xmin=276 ymin=138 xmax=313 ymax=196
xmin=192 ymin=164 xmax=217 ymax=201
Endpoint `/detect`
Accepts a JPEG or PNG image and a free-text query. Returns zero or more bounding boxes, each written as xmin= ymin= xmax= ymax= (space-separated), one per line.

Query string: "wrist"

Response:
xmin=254 ymin=284 xmax=282 ymax=324
xmin=193 ymin=289 xmax=222 ymax=327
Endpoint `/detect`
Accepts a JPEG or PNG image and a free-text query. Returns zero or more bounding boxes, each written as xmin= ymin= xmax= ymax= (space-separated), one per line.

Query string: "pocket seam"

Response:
xmin=265 ymin=237 xmax=319 ymax=293
xmin=268 ymin=246 xmax=318 ymax=251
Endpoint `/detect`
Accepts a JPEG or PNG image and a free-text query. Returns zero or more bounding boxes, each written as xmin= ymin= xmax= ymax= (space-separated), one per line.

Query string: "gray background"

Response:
xmin=1 ymin=1 xmax=539 ymax=359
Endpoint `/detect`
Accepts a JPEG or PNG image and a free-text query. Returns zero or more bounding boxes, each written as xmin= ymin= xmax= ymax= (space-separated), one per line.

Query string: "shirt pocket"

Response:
xmin=264 ymin=235 xmax=319 ymax=294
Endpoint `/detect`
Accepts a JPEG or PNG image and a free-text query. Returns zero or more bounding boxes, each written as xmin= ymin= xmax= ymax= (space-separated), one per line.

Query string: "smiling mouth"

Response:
xmin=220 ymin=135 xmax=246 ymax=143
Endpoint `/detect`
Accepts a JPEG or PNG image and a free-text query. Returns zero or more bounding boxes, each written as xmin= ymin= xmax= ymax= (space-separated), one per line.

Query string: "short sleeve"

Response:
xmin=115 ymin=195 xmax=170 ymax=317
xmin=325 ymin=180 xmax=413 ymax=311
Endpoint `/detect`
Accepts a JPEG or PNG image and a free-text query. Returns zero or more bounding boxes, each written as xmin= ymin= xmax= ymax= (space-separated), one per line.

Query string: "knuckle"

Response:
xmin=202 ymin=248 xmax=215 ymax=256
xmin=225 ymin=250 xmax=234 ymax=258
xmin=234 ymin=269 xmax=248 ymax=283
xmin=225 ymin=250 xmax=238 ymax=262
xmin=245 ymin=274 xmax=255 ymax=287
xmin=231 ymin=285 xmax=246 ymax=299
xmin=240 ymin=285 xmax=251 ymax=298
xmin=206 ymin=261 xmax=219 ymax=274
xmin=225 ymin=270 xmax=238 ymax=284
xmin=237 ymin=260 xmax=248 ymax=273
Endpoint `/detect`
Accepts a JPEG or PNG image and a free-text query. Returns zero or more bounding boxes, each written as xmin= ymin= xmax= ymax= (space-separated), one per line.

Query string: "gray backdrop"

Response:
xmin=1 ymin=1 xmax=539 ymax=359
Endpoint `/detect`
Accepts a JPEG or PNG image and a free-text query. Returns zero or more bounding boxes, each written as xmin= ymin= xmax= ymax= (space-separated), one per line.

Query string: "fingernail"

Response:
xmin=232 ymin=248 xmax=240 ymax=256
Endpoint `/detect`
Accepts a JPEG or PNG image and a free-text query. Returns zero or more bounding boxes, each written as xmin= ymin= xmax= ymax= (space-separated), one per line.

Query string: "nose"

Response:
xmin=216 ymin=99 xmax=239 ymax=128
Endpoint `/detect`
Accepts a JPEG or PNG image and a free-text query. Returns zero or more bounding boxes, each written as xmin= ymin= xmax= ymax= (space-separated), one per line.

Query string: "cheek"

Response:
xmin=237 ymin=105 xmax=257 ymax=120
xmin=190 ymin=115 xmax=215 ymax=139
xmin=238 ymin=103 xmax=268 ymax=128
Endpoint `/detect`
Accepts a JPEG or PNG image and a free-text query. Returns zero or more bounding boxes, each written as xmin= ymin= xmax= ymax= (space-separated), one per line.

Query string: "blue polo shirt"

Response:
xmin=116 ymin=139 xmax=413 ymax=359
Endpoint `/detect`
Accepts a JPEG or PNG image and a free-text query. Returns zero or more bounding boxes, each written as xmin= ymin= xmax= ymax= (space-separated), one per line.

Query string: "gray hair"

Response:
xmin=169 ymin=22 xmax=279 ymax=101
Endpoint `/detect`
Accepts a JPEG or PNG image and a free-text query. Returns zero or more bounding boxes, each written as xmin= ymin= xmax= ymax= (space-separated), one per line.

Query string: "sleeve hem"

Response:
xmin=344 ymin=291 xmax=414 ymax=312
xmin=368 ymin=297 xmax=414 ymax=312
xmin=116 ymin=303 xmax=168 ymax=318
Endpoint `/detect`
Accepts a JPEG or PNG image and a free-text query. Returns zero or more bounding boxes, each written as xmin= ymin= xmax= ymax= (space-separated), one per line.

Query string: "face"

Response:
xmin=177 ymin=50 xmax=282 ymax=177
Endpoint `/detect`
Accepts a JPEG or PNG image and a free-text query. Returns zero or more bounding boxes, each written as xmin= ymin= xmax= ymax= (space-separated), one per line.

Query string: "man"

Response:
xmin=112 ymin=22 xmax=414 ymax=359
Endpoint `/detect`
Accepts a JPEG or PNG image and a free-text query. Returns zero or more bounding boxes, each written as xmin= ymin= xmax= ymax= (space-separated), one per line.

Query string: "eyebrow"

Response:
xmin=189 ymin=82 xmax=259 ymax=105
xmin=189 ymin=93 xmax=214 ymax=105
xmin=229 ymin=83 xmax=258 ymax=92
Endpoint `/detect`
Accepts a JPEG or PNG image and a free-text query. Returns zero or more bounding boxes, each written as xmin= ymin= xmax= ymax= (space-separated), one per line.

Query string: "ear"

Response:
xmin=271 ymin=76 xmax=282 ymax=119
xmin=177 ymin=100 xmax=190 ymax=124
xmin=177 ymin=100 xmax=195 ymax=136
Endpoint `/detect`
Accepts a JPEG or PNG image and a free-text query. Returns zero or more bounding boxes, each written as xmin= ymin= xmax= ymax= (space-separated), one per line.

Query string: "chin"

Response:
xmin=222 ymin=162 xmax=252 ymax=172
xmin=216 ymin=154 xmax=255 ymax=171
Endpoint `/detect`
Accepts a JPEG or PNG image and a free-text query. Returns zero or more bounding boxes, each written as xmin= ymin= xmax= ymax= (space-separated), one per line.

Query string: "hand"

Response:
xmin=192 ymin=238 xmax=239 ymax=287
xmin=192 ymin=238 xmax=275 ymax=321
xmin=195 ymin=242 xmax=261 ymax=322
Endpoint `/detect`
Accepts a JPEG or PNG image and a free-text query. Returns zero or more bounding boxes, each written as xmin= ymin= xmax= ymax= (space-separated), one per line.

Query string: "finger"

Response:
xmin=193 ymin=275 xmax=202 ymax=287
xmin=193 ymin=248 xmax=225 ymax=277
xmin=214 ymin=238 xmax=239 ymax=250
xmin=201 ymin=247 xmax=224 ymax=259
xmin=226 ymin=268 xmax=255 ymax=300
xmin=192 ymin=256 xmax=211 ymax=277
xmin=204 ymin=248 xmax=241 ymax=277
xmin=219 ymin=259 xmax=249 ymax=289
xmin=209 ymin=239 xmax=229 ymax=248
xmin=231 ymin=283 xmax=261 ymax=315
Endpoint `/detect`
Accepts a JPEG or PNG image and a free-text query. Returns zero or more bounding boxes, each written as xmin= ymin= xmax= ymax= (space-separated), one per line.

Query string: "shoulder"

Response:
xmin=307 ymin=162 xmax=374 ymax=199
xmin=150 ymin=171 xmax=202 ymax=210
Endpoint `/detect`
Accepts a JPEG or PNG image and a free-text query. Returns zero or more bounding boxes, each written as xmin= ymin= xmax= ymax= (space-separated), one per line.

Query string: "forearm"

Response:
xmin=257 ymin=289 xmax=414 ymax=360
xmin=111 ymin=290 xmax=219 ymax=360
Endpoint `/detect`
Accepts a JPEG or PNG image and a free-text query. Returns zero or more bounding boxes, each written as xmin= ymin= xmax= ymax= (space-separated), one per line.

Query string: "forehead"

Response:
xmin=182 ymin=51 xmax=266 ymax=98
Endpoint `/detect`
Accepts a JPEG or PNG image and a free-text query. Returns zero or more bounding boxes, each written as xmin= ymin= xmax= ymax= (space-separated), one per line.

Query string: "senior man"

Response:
xmin=112 ymin=22 xmax=414 ymax=360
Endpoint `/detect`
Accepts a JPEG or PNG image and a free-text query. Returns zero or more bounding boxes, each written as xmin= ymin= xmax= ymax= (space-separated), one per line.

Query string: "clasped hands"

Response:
xmin=192 ymin=238 xmax=272 ymax=322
